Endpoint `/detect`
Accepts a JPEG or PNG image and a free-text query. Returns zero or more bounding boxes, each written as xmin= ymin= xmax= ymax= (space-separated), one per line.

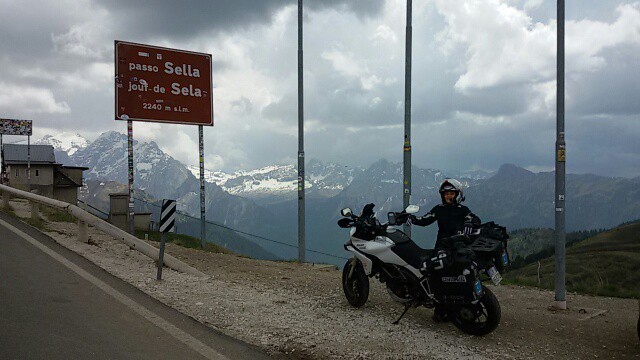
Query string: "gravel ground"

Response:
xmin=6 ymin=199 xmax=640 ymax=359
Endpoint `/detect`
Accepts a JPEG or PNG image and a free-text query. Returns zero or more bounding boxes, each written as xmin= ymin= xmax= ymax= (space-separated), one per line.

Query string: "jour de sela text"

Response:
xmin=127 ymin=62 xmax=206 ymax=97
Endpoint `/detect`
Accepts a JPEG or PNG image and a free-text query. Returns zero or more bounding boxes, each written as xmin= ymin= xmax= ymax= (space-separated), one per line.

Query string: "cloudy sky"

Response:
xmin=1 ymin=0 xmax=638 ymax=177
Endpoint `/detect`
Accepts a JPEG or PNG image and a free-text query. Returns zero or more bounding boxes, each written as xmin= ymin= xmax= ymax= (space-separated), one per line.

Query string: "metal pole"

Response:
xmin=127 ymin=120 xmax=135 ymax=235
xmin=297 ymin=0 xmax=306 ymax=263
xmin=199 ymin=125 xmax=206 ymax=249
xmin=403 ymin=0 xmax=413 ymax=236
xmin=0 ymin=134 xmax=3 ymax=184
xmin=157 ymin=232 xmax=166 ymax=280
xmin=27 ymin=135 xmax=31 ymax=192
xmin=554 ymin=0 xmax=567 ymax=310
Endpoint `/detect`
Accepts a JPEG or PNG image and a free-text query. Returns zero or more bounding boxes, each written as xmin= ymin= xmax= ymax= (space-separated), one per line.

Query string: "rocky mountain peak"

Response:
xmin=494 ymin=164 xmax=534 ymax=179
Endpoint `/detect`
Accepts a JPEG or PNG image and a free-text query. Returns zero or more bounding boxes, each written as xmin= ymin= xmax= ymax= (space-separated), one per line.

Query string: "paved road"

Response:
xmin=0 ymin=212 xmax=270 ymax=360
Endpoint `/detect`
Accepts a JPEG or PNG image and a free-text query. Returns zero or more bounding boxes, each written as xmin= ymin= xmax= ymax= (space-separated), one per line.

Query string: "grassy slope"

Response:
xmin=0 ymin=202 xmax=234 ymax=257
xmin=134 ymin=230 xmax=234 ymax=255
xmin=506 ymin=221 xmax=640 ymax=298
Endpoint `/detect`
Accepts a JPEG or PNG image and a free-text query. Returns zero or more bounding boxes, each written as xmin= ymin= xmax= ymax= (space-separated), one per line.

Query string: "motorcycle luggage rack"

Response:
xmin=469 ymin=237 xmax=503 ymax=252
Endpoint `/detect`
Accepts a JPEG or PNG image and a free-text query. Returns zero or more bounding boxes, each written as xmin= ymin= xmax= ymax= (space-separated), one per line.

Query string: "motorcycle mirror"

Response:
xmin=405 ymin=205 xmax=420 ymax=214
xmin=387 ymin=212 xmax=397 ymax=225
xmin=341 ymin=208 xmax=353 ymax=217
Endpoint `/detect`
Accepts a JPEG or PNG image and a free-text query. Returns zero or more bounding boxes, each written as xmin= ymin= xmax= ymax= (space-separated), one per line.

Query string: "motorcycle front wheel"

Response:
xmin=342 ymin=258 xmax=369 ymax=308
xmin=450 ymin=285 xmax=501 ymax=336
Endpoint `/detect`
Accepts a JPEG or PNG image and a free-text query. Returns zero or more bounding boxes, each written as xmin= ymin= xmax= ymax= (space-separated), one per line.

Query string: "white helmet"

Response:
xmin=439 ymin=178 xmax=465 ymax=204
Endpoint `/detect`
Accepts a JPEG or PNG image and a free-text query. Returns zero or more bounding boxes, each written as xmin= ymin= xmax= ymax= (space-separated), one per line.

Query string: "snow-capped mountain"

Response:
xmin=66 ymin=131 xmax=294 ymax=250
xmin=35 ymin=133 xmax=89 ymax=155
xmin=68 ymin=131 xmax=194 ymax=201
xmin=35 ymin=133 xmax=89 ymax=165
xmin=187 ymin=159 xmax=362 ymax=200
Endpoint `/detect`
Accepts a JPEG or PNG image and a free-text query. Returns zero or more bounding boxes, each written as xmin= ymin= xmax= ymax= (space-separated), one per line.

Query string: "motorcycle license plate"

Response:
xmin=488 ymin=266 xmax=502 ymax=285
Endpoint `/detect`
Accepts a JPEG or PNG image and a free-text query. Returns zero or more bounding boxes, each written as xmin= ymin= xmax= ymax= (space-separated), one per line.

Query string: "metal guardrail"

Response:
xmin=77 ymin=199 xmax=109 ymax=220
xmin=0 ymin=184 xmax=206 ymax=277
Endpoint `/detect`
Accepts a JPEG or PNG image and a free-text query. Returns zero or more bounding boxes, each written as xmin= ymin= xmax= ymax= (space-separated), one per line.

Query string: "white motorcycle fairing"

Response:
xmin=346 ymin=227 xmax=422 ymax=278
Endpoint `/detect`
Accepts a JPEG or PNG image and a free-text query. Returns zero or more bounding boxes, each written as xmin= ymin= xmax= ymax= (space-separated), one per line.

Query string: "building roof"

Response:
xmin=2 ymin=144 xmax=56 ymax=165
xmin=61 ymin=165 xmax=90 ymax=170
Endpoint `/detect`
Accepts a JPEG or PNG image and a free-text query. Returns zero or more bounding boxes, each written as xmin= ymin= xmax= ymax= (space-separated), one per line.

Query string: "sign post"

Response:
xmin=0 ymin=134 xmax=3 ymax=184
xmin=115 ymin=41 xmax=213 ymax=243
xmin=0 ymin=119 xmax=33 ymax=186
xmin=27 ymin=134 xmax=31 ymax=192
xmin=127 ymin=120 xmax=135 ymax=235
xmin=158 ymin=199 xmax=176 ymax=280
xmin=199 ymin=125 xmax=206 ymax=249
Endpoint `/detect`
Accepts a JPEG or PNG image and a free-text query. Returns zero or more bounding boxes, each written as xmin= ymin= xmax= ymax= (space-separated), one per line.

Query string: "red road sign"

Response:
xmin=115 ymin=41 xmax=213 ymax=126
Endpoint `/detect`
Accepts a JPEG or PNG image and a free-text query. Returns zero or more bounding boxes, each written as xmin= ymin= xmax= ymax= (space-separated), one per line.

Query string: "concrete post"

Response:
xmin=30 ymin=190 xmax=40 ymax=221
xmin=78 ymin=201 xmax=88 ymax=243
xmin=78 ymin=219 xmax=88 ymax=243
xmin=2 ymin=190 xmax=9 ymax=208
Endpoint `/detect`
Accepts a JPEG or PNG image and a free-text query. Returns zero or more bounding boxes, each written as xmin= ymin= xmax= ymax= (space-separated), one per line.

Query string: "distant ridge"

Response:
xmin=39 ymin=131 xmax=640 ymax=265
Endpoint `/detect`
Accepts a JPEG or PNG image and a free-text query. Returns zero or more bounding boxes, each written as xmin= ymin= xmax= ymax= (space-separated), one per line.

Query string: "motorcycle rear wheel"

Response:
xmin=342 ymin=259 xmax=369 ymax=308
xmin=450 ymin=285 xmax=501 ymax=336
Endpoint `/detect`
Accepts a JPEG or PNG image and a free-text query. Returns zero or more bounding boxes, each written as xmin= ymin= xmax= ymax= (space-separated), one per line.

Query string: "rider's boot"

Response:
xmin=432 ymin=306 xmax=449 ymax=323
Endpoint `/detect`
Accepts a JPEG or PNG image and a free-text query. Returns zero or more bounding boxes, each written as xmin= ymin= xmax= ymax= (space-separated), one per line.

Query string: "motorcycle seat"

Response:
xmin=391 ymin=239 xmax=435 ymax=270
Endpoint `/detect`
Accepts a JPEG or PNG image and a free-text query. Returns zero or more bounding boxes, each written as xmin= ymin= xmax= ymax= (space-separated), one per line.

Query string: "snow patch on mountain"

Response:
xmin=187 ymin=161 xmax=361 ymax=198
xmin=35 ymin=133 xmax=89 ymax=155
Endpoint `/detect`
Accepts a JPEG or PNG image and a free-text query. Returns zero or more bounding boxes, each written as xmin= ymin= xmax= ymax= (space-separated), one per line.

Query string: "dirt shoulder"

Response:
xmin=5 ymin=199 xmax=640 ymax=359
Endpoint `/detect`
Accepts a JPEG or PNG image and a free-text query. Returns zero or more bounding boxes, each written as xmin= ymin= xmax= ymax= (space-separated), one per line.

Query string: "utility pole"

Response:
xmin=403 ymin=0 xmax=413 ymax=236
xmin=297 ymin=0 xmax=306 ymax=263
xmin=554 ymin=0 xmax=567 ymax=310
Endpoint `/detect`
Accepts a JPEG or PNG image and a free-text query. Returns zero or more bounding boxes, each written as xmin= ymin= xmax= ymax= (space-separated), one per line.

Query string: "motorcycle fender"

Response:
xmin=345 ymin=245 xmax=373 ymax=275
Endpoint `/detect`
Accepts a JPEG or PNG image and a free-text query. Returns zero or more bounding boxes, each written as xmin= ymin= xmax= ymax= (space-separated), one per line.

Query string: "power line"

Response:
xmin=133 ymin=197 xmax=348 ymax=261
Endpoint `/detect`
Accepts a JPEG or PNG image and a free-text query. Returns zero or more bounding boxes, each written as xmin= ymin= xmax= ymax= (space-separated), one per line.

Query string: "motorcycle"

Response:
xmin=338 ymin=204 xmax=510 ymax=336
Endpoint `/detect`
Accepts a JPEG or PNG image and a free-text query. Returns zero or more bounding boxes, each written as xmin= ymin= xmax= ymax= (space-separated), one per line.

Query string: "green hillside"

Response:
xmin=508 ymin=227 xmax=603 ymax=261
xmin=135 ymin=230 xmax=234 ymax=255
xmin=505 ymin=221 xmax=640 ymax=298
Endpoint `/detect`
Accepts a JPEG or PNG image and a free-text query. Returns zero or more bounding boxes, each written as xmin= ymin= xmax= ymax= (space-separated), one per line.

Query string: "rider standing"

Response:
xmin=411 ymin=178 xmax=481 ymax=249
xmin=410 ymin=178 xmax=482 ymax=323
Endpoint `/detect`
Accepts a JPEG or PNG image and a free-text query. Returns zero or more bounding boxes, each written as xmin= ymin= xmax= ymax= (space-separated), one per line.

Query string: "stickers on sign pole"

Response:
xmin=159 ymin=199 xmax=176 ymax=233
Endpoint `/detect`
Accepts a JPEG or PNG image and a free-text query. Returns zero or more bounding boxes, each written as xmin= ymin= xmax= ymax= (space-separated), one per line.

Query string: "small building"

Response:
xmin=1 ymin=144 xmax=88 ymax=204
xmin=108 ymin=192 xmax=152 ymax=232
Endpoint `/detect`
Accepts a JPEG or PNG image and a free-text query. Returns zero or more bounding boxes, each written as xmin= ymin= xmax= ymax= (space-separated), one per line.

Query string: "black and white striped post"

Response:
xmin=157 ymin=199 xmax=176 ymax=280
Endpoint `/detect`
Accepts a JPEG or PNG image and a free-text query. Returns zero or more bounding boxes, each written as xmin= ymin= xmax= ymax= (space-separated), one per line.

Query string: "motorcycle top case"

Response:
xmin=479 ymin=222 xmax=509 ymax=241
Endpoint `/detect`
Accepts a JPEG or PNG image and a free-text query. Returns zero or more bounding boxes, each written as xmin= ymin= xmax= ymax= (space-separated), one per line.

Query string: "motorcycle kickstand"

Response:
xmin=392 ymin=303 xmax=412 ymax=325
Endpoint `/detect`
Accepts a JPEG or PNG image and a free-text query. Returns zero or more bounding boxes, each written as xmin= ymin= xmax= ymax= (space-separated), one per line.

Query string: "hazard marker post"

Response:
xmin=157 ymin=199 xmax=176 ymax=280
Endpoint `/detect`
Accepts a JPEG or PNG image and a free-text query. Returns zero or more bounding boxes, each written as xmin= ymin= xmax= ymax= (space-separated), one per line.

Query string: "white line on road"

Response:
xmin=0 ymin=218 xmax=228 ymax=360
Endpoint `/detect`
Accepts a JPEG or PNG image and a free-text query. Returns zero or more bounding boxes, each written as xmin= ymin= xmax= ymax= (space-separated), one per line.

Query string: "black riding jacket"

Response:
xmin=412 ymin=203 xmax=481 ymax=243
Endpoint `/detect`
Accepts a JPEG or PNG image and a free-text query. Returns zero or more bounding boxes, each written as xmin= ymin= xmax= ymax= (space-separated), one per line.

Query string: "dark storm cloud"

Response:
xmin=570 ymin=44 xmax=640 ymax=117
xmin=569 ymin=115 xmax=640 ymax=177
xmin=0 ymin=1 xmax=83 ymax=60
xmin=98 ymin=0 xmax=384 ymax=39
xmin=412 ymin=75 xmax=534 ymax=120
xmin=523 ymin=0 xmax=638 ymax=23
